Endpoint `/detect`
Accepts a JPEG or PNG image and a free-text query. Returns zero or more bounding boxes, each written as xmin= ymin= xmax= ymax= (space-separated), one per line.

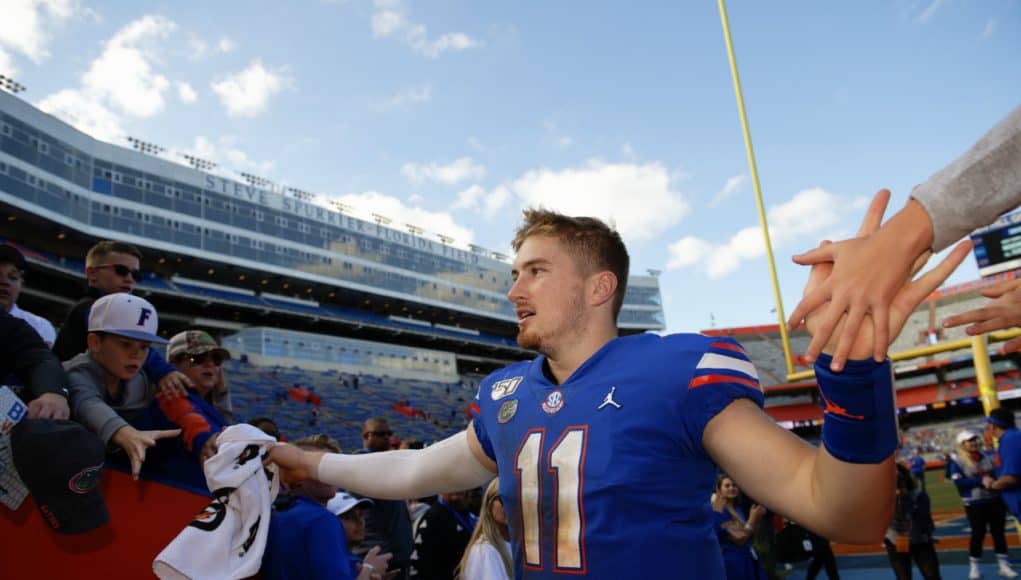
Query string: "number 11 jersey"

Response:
xmin=471 ymin=332 xmax=765 ymax=578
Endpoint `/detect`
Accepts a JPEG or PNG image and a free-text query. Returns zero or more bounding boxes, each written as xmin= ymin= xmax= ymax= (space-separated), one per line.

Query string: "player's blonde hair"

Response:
xmin=511 ymin=208 xmax=629 ymax=319
xmin=455 ymin=479 xmax=512 ymax=579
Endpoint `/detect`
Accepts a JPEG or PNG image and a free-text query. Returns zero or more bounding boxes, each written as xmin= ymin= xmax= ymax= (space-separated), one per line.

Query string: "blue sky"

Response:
xmin=2 ymin=0 xmax=1019 ymax=333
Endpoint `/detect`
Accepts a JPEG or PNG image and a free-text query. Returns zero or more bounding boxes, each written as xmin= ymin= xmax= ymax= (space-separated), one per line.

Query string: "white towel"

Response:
xmin=153 ymin=424 xmax=279 ymax=580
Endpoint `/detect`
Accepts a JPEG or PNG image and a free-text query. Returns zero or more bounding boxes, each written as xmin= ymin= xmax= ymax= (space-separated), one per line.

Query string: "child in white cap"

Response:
xmin=65 ymin=293 xmax=225 ymax=490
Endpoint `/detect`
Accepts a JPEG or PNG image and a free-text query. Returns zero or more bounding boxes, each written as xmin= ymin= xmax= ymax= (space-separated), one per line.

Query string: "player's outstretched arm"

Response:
xmin=707 ymin=235 xmax=971 ymax=543
xmin=268 ymin=427 xmax=497 ymax=500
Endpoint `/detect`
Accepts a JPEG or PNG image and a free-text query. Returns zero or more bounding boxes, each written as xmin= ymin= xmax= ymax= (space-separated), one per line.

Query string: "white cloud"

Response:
xmin=177 ymin=81 xmax=197 ymax=104
xmin=184 ymin=135 xmax=275 ymax=174
xmin=982 ymin=19 xmax=997 ymax=39
xmin=401 ymin=157 xmax=485 ymax=185
xmin=329 ymin=190 xmax=475 ymax=245
xmin=37 ymin=88 xmax=125 ymax=143
xmin=709 ymin=174 xmax=748 ymax=207
xmin=374 ymin=83 xmax=431 ymax=111
xmin=211 ymin=60 xmax=292 ymax=118
xmin=915 ymin=0 xmax=944 ymax=23
xmin=35 ymin=14 xmax=179 ymax=144
xmin=621 ymin=142 xmax=636 ymax=159
xmin=467 ymin=136 xmax=484 ymax=151
xmin=187 ymin=34 xmax=236 ymax=60
xmin=370 ymin=0 xmax=480 ymax=58
xmin=0 ymin=47 xmax=15 ymax=76
xmin=453 ymin=184 xmax=511 ymax=220
xmin=82 ymin=14 xmax=176 ymax=118
xmin=503 ymin=160 xmax=690 ymax=244
xmin=667 ymin=187 xmax=852 ymax=278
xmin=0 ymin=0 xmax=76 ymax=68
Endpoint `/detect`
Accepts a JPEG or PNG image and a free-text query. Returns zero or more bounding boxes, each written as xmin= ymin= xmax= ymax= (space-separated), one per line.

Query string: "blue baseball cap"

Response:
xmin=985 ymin=408 xmax=1016 ymax=429
xmin=87 ymin=293 xmax=168 ymax=344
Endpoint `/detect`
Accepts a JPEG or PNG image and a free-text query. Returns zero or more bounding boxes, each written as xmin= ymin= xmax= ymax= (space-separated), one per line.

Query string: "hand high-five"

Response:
xmin=798 ymin=191 xmax=971 ymax=362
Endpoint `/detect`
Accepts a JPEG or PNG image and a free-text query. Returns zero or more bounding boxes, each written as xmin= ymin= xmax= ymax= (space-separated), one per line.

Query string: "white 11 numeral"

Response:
xmin=514 ymin=427 xmax=587 ymax=571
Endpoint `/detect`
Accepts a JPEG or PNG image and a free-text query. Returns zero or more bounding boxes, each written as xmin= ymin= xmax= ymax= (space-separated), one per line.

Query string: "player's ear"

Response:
xmin=589 ymin=271 xmax=618 ymax=308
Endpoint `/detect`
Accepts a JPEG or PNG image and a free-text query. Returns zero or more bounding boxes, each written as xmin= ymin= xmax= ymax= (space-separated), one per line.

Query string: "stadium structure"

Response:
xmin=0 ymin=87 xmax=665 ymax=450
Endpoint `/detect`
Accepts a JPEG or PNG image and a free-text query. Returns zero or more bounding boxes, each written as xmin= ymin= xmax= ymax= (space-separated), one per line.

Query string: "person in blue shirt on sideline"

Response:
xmin=983 ymin=409 xmax=1021 ymax=533
xmin=713 ymin=475 xmax=767 ymax=580
xmin=269 ymin=199 xmax=972 ymax=579
xmin=949 ymin=429 xmax=1016 ymax=579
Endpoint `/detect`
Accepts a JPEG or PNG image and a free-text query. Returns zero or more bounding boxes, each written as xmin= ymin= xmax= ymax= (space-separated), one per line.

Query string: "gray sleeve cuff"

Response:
xmin=912 ymin=104 xmax=1021 ymax=252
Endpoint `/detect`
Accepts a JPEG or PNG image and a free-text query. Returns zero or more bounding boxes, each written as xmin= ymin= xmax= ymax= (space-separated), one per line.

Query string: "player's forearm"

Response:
xmin=315 ymin=430 xmax=495 ymax=500
xmin=808 ymin=355 xmax=897 ymax=542
xmin=912 ymin=104 xmax=1021 ymax=252
xmin=807 ymin=450 xmax=895 ymax=543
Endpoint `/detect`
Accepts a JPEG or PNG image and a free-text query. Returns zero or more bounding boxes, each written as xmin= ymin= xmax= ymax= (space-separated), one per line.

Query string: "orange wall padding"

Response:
xmin=0 ymin=468 xmax=210 ymax=578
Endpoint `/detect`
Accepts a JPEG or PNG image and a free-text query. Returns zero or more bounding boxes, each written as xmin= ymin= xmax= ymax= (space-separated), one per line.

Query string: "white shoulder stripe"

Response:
xmin=695 ymin=353 xmax=759 ymax=380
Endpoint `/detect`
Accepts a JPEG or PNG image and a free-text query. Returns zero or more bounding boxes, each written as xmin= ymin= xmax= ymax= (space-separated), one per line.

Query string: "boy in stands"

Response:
xmin=52 ymin=240 xmax=192 ymax=397
xmin=65 ymin=292 xmax=225 ymax=489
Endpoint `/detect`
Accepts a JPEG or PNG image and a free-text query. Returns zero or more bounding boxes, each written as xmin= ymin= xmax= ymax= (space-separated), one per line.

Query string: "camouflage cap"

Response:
xmin=166 ymin=330 xmax=230 ymax=361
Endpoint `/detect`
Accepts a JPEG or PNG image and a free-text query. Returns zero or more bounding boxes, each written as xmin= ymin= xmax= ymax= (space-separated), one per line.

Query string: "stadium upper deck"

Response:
xmin=0 ymin=90 xmax=664 ymax=332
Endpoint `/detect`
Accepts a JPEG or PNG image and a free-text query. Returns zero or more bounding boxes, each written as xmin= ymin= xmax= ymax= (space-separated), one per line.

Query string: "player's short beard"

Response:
xmin=516 ymin=291 xmax=586 ymax=356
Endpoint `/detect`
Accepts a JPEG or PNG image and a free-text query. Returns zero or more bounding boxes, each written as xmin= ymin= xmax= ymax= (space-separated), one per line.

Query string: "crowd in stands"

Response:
xmin=1 ymin=238 xmax=500 ymax=579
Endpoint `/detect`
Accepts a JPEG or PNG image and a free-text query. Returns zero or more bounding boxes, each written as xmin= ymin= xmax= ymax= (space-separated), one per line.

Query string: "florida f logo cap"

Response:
xmin=87 ymin=292 xmax=168 ymax=344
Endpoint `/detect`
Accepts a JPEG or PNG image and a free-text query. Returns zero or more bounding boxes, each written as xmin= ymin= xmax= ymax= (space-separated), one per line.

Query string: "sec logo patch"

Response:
xmin=541 ymin=390 xmax=564 ymax=415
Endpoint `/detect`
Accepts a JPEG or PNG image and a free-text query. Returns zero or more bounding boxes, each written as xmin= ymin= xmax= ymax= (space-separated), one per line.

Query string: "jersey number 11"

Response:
xmin=514 ymin=426 xmax=588 ymax=573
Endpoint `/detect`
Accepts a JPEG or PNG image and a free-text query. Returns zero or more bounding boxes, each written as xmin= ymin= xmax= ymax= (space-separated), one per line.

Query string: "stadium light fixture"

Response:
xmin=437 ymin=234 xmax=453 ymax=245
xmin=128 ymin=136 xmax=167 ymax=157
xmin=181 ymin=154 xmax=218 ymax=172
xmin=0 ymin=74 xmax=26 ymax=94
xmin=405 ymin=224 xmax=424 ymax=235
xmin=646 ymin=269 xmax=661 ymax=277
xmin=372 ymin=213 xmax=392 ymax=226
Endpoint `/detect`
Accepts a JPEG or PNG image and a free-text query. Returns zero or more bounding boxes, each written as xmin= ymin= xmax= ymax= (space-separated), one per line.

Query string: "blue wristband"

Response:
xmin=816 ymin=354 xmax=898 ymax=464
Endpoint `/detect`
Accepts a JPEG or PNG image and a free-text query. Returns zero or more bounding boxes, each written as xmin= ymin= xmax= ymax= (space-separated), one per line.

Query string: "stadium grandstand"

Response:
xmin=0 ymin=87 xmax=665 ymax=444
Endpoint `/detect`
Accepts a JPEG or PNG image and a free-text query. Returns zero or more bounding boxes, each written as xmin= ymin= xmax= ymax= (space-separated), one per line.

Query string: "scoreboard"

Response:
xmin=971 ymin=210 xmax=1021 ymax=277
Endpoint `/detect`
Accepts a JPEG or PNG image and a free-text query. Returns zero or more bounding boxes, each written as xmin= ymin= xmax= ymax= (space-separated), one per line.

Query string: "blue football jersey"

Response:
xmin=472 ymin=333 xmax=765 ymax=578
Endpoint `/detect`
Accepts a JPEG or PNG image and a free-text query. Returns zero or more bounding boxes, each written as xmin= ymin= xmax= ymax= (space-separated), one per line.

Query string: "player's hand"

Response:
xmin=200 ymin=432 xmax=220 ymax=463
xmin=943 ymin=278 xmax=1021 ymax=352
xmin=111 ymin=426 xmax=181 ymax=480
xmin=157 ymin=371 xmax=192 ymax=399
xmin=26 ymin=392 xmax=70 ymax=420
xmin=358 ymin=546 xmax=393 ymax=580
xmin=983 ymin=475 xmax=996 ymax=489
xmin=789 ymin=192 xmax=935 ymax=371
xmin=802 ymin=238 xmax=971 ymax=361
xmin=268 ymin=442 xmax=323 ymax=484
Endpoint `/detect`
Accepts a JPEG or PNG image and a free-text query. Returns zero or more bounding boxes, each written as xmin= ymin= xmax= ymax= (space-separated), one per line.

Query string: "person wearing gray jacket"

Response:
xmin=788 ymin=103 xmax=1021 ymax=370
